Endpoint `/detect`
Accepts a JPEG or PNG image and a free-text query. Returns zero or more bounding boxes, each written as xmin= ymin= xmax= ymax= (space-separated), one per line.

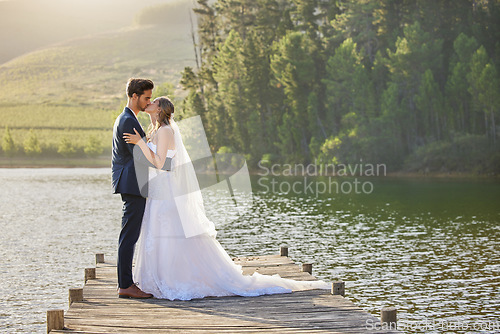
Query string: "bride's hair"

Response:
xmin=147 ymin=96 xmax=174 ymax=140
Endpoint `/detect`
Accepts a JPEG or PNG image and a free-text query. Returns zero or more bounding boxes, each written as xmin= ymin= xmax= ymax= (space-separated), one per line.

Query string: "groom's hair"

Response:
xmin=126 ymin=78 xmax=154 ymax=98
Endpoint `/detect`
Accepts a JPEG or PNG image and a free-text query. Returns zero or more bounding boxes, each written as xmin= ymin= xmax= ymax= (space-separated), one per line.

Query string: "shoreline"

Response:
xmin=249 ymin=170 xmax=499 ymax=179
xmin=0 ymin=157 xmax=110 ymax=169
xmin=0 ymin=157 xmax=498 ymax=179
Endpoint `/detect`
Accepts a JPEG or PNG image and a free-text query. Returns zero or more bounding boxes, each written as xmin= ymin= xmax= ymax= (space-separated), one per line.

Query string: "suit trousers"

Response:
xmin=118 ymin=193 xmax=146 ymax=288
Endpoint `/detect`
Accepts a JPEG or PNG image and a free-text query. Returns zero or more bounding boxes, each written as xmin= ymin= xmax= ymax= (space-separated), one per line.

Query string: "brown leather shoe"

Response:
xmin=118 ymin=284 xmax=153 ymax=299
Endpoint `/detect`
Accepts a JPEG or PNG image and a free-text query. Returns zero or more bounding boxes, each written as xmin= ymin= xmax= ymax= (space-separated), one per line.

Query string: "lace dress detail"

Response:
xmin=133 ymin=141 xmax=330 ymax=300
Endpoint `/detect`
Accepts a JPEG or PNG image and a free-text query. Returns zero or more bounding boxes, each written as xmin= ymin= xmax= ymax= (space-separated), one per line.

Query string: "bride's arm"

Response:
xmin=123 ymin=127 xmax=174 ymax=169
xmin=123 ymin=128 xmax=157 ymax=167
xmin=154 ymin=126 xmax=175 ymax=169
xmin=123 ymin=127 xmax=175 ymax=169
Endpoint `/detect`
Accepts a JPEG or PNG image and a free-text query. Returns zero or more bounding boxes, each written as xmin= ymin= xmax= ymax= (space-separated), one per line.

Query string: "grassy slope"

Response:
xmin=0 ymin=0 xmax=177 ymax=64
xmin=0 ymin=21 xmax=193 ymax=105
xmin=0 ymin=1 xmax=195 ymax=161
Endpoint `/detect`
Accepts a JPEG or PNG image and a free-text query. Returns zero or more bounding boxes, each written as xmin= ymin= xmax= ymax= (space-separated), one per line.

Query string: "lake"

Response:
xmin=0 ymin=168 xmax=499 ymax=333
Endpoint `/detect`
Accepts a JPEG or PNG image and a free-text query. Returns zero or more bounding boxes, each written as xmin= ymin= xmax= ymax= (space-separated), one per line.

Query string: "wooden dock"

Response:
xmin=48 ymin=250 xmax=401 ymax=333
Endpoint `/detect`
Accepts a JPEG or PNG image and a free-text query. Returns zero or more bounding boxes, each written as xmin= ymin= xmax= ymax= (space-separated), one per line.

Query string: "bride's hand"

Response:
xmin=123 ymin=128 xmax=142 ymax=145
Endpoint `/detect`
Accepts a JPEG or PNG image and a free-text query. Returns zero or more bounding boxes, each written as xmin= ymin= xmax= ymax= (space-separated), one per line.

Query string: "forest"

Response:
xmin=179 ymin=0 xmax=500 ymax=174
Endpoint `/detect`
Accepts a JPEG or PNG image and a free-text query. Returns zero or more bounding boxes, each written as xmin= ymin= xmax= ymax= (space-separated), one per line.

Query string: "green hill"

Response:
xmin=0 ymin=0 xmax=195 ymax=161
xmin=0 ymin=0 xmax=181 ymax=64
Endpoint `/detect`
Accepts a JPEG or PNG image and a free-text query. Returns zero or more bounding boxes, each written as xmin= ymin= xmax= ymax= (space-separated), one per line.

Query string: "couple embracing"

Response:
xmin=111 ymin=78 xmax=329 ymax=300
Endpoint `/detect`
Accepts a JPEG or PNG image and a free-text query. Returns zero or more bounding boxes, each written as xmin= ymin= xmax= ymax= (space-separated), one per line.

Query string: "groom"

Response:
xmin=112 ymin=78 xmax=155 ymax=299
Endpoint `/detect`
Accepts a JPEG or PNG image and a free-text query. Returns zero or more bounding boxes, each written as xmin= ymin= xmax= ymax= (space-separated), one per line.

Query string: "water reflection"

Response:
xmin=240 ymin=175 xmax=500 ymax=333
xmin=0 ymin=170 xmax=498 ymax=333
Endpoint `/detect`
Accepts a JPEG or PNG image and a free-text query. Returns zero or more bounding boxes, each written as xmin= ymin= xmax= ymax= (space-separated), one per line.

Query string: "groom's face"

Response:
xmin=137 ymin=89 xmax=153 ymax=111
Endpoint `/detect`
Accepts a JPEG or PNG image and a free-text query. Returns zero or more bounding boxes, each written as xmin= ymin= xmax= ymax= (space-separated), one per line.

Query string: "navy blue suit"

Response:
xmin=112 ymin=107 xmax=153 ymax=288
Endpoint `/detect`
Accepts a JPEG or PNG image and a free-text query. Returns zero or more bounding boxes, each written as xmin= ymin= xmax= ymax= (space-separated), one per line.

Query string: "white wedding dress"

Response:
xmin=133 ymin=122 xmax=330 ymax=300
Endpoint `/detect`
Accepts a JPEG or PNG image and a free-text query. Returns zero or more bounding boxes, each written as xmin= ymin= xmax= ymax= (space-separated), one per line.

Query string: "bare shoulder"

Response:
xmin=158 ymin=125 xmax=174 ymax=135
xmin=157 ymin=125 xmax=175 ymax=145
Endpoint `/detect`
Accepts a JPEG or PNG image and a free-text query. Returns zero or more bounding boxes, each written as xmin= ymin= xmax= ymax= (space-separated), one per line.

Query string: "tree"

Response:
xmin=468 ymin=45 xmax=491 ymax=137
xmin=323 ymin=38 xmax=371 ymax=133
xmin=58 ymin=137 xmax=76 ymax=157
xmin=193 ymin=0 xmax=220 ymax=64
xmin=180 ymin=66 xmax=208 ymax=121
xmin=2 ymin=126 xmax=16 ymax=157
xmin=271 ymin=31 xmax=316 ymax=161
xmin=373 ymin=0 xmax=412 ymax=54
xmin=242 ymin=30 xmax=277 ymax=161
xmin=153 ymin=82 xmax=175 ymax=99
xmin=331 ymin=0 xmax=381 ymax=63
xmin=306 ymin=91 xmax=326 ymax=147
xmin=213 ymin=30 xmax=247 ymax=152
xmin=386 ymin=21 xmax=443 ymax=151
xmin=292 ymin=0 xmax=319 ymax=41
xmin=192 ymin=0 xmax=221 ymax=108
xmin=445 ymin=33 xmax=479 ymax=134
xmin=255 ymin=0 xmax=293 ymax=43
xmin=184 ymin=0 xmax=500 ymax=172
xmin=216 ymin=0 xmax=259 ymax=40
xmin=477 ymin=62 xmax=500 ymax=145
xmin=23 ymin=129 xmax=42 ymax=156
xmin=415 ymin=69 xmax=445 ymax=142
xmin=84 ymin=135 xmax=104 ymax=157
xmin=472 ymin=0 xmax=500 ymax=70
xmin=380 ymin=81 xmax=407 ymax=160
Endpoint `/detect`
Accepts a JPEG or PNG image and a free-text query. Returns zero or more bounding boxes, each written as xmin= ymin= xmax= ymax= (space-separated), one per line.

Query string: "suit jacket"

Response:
xmin=111 ymin=107 xmax=153 ymax=197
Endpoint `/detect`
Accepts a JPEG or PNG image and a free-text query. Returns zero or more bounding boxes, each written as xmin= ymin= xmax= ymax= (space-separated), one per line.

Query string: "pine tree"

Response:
xmin=213 ymin=30 xmax=248 ymax=152
xmin=380 ymin=82 xmax=407 ymax=160
xmin=477 ymin=62 xmax=500 ymax=145
xmin=331 ymin=0 xmax=381 ymax=63
xmin=184 ymin=0 xmax=500 ymax=171
xmin=386 ymin=21 xmax=443 ymax=152
xmin=415 ymin=69 xmax=445 ymax=142
xmin=292 ymin=0 xmax=319 ymax=41
xmin=216 ymin=0 xmax=259 ymax=40
xmin=271 ymin=31 xmax=316 ymax=161
xmin=323 ymin=38 xmax=365 ymax=133
xmin=374 ymin=0 xmax=413 ymax=54
xmin=242 ymin=31 xmax=277 ymax=161
xmin=468 ymin=45 xmax=490 ymax=137
xmin=180 ymin=66 xmax=209 ymax=121
xmin=445 ymin=33 xmax=479 ymax=134
xmin=254 ymin=0 xmax=292 ymax=43
xmin=193 ymin=0 xmax=220 ymax=64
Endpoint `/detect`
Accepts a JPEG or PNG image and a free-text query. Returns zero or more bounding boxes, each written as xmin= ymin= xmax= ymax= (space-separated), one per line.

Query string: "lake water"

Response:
xmin=0 ymin=168 xmax=499 ymax=333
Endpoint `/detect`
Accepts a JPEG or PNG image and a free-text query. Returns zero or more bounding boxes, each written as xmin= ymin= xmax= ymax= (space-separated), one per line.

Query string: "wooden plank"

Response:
xmin=54 ymin=325 xmax=376 ymax=334
xmin=53 ymin=253 xmax=401 ymax=334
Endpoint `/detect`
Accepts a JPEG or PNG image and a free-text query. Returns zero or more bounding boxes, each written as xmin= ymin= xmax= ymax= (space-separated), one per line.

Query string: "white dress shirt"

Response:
xmin=128 ymin=107 xmax=145 ymax=132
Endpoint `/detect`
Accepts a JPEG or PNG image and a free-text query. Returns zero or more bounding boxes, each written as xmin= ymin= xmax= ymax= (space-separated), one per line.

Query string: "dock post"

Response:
xmin=85 ymin=268 xmax=96 ymax=282
xmin=69 ymin=288 xmax=83 ymax=306
xmin=46 ymin=309 xmax=64 ymax=333
xmin=381 ymin=307 xmax=397 ymax=330
xmin=302 ymin=263 xmax=312 ymax=274
xmin=280 ymin=246 xmax=288 ymax=257
xmin=95 ymin=253 xmax=105 ymax=264
xmin=331 ymin=281 xmax=345 ymax=297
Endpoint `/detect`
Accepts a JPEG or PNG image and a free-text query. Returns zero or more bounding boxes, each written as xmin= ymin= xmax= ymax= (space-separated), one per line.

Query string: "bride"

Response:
xmin=123 ymin=96 xmax=330 ymax=300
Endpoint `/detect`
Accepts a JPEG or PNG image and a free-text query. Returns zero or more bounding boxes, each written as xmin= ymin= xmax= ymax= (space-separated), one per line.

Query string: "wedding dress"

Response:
xmin=133 ymin=121 xmax=330 ymax=300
